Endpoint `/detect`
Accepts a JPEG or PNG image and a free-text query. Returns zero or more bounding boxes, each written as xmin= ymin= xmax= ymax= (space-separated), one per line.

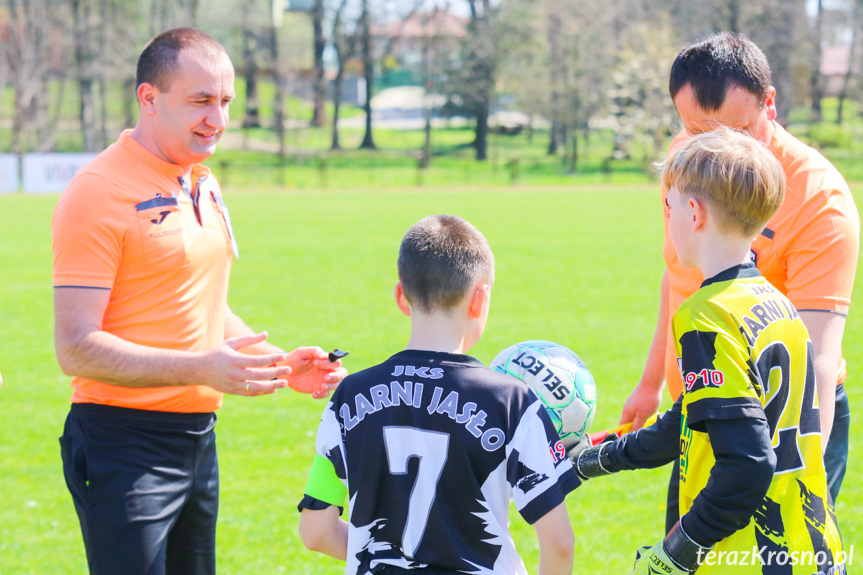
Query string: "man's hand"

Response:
xmin=196 ymin=332 xmax=291 ymax=395
xmin=280 ymin=346 xmax=348 ymax=399
xmin=619 ymin=382 xmax=663 ymax=431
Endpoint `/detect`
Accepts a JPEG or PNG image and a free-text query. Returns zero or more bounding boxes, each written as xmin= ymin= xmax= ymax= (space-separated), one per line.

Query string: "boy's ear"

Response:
xmin=394 ymin=282 xmax=412 ymax=317
xmin=468 ymin=282 xmax=491 ymax=319
xmin=690 ymin=196 xmax=707 ymax=231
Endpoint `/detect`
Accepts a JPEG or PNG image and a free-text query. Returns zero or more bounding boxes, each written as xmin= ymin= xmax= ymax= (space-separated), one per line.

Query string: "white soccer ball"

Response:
xmin=490 ymin=340 xmax=597 ymax=448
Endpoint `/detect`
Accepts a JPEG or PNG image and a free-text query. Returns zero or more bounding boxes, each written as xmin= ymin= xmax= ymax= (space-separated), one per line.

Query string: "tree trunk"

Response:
xmin=123 ymin=78 xmax=136 ymax=129
xmin=568 ymin=130 xmax=578 ymax=172
xmin=331 ymin=66 xmax=343 ymax=150
xmin=810 ymin=0 xmax=823 ymax=122
xmin=11 ymin=85 xmax=23 ymax=153
xmin=188 ymin=0 xmax=199 ymax=25
xmin=149 ymin=0 xmax=167 ymax=37
xmin=837 ymin=4 xmax=858 ymax=125
xmin=468 ymin=0 xmax=492 ymax=162
xmin=77 ymin=79 xmax=97 ymax=152
xmin=241 ymin=26 xmax=261 ymax=128
xmin=475 ymin=99 xmax=489 ymax=161
xmin=728 ymin=0 xmax=741 ymax=32
xmin=48 ymin=71 xmax=68 ymax=150
xmin=548 ymin=121 xmax=562 ymax=155
xmin=546 ymin=11 xmax=563 ymax=156
xmin=311 ymin=0 xmax=327 ymax=127
xmin=759 ymin=0 xmax=802 ymax=125
xmin=582 ymin=126 xmax=590 ymax=166
xmin=423 ymin=110 xmax=432 ymax=168
xmin=474 ymin=64 xmax=491 ymax=160
xmin=9 ymin=0 xmax=27 ymax=151
xmin=270 ymin=23 xmax=286 ymax=157
xmin=97 ymin=0 xmax=110 ymax=148
xmin=469 ymin=8 xmax=492 ymax=165
xmin=330 ymin=0 xmax=351 ymax=151
xmin=99 ymin=77 xmax=109 ymax=149
xmin=558 ymin=122 xmax=567 ymax=166
xmin=73 ymin=0 xmax=99 ymax=152
xmin=359 ymin=0 xmax=376 ymax=149
xmin=421 ymin=10 xmax=436 ymax=168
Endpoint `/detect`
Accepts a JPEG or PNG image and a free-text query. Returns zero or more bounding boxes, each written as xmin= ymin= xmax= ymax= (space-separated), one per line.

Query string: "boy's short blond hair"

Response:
xmin=662 ymin=126 xmax=785 ymax=237
xmin=398 ymin=215 xmax=494 ymax=313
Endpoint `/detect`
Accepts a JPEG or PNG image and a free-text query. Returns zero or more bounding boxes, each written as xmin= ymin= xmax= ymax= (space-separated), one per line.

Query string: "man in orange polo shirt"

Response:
xmin=619 ymin=33 xmax=858 ymax=530
xmin=52 ymin=28 xmax=346 ymax=575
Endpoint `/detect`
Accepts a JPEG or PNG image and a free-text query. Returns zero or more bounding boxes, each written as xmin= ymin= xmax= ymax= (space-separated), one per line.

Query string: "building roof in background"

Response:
xmin=372 ymin=9 xmax=467 ymax=39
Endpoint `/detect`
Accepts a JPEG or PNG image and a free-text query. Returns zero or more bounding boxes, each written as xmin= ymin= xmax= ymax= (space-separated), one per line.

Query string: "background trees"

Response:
xmin=1 ymin=0 xmax=860 ymax=165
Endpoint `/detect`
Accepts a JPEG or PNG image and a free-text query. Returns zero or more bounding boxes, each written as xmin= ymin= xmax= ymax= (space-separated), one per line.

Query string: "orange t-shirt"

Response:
xmin=662 ymin=123 xmax=860 ymax=399
xmin=52 ymin=131 xmax=236 ymax=412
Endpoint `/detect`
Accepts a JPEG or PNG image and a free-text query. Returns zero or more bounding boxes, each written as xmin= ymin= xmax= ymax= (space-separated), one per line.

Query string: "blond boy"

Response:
xmin=575 ymin=128 xmax=845 ymax=575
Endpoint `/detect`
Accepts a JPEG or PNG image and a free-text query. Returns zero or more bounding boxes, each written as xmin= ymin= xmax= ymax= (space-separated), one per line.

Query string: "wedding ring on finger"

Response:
xmin=245 ymin=382 xmax=250 ymax=392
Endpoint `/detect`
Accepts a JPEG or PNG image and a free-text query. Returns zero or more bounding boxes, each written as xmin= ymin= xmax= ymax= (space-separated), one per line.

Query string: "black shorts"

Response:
xmin=60 ymin=403 xmax=219 ymax=575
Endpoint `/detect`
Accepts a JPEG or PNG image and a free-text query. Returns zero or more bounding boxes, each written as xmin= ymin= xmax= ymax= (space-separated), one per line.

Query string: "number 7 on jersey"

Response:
xmin=383 ymin=427 xmax=451 ymax=558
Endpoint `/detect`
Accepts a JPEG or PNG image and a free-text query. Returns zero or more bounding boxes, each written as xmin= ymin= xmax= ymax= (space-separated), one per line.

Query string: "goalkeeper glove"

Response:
xmin=565 ymin=434 xmax=591 ymax=460
xmin=570 ymin=440 xmax=615 ymax=480
xmin=629 ymin=520 xmax=712 ymax=575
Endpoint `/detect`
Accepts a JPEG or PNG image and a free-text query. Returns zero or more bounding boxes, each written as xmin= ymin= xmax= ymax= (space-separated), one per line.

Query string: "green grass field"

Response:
xmin=0 ymin=184 xmax=859 ymax=574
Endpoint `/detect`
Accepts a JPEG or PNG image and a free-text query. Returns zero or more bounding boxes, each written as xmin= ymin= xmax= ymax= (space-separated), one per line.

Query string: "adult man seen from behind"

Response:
xmin=619 ymin=33 xmax=858 ymax=526
xmin=52 ymin=28 xmax=346 ymax=575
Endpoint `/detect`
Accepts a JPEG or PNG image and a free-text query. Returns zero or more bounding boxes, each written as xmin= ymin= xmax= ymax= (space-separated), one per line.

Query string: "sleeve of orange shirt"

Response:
xmin=782 ymin=186 xmax=859 ymax=315
xmin=53 ymin=172 xmax=125 ymax=290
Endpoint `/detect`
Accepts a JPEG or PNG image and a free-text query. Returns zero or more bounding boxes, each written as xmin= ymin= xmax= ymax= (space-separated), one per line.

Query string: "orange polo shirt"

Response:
xmin=661 ymin=123 xmax=859 ymax=399
xmin=52 ymin=131 xmax=235 ymax=413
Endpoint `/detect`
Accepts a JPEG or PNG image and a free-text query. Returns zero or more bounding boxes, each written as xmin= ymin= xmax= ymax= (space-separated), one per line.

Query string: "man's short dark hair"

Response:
xmin=669 ymin=32 xmax=772 ymax=111
xmin=398 ymin=215 xmax=494 ymax=313
xmin=136 ymin=27 xmax=225 ymax=92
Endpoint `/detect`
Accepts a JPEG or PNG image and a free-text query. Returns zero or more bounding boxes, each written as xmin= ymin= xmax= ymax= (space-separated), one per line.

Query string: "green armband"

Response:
xmin=304 ymin=454 xmax=348 ymax=508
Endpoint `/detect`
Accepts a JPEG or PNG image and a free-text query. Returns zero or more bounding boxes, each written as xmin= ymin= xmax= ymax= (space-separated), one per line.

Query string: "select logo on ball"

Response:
xmin=490 ymin=340 xmax=597 ymax=449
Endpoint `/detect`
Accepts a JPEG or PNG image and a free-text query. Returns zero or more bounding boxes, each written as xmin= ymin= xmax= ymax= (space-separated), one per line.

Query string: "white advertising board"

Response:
xmin=22 ymin=153 xmax=97 ymax=193
xmin=0 ymin=154 xmax=19 ymax=193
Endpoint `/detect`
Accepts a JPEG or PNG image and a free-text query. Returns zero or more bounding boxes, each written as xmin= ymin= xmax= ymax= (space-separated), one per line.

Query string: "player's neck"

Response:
xmin=406 ymin=313 xmax=475 ymax=355
xmin=696 ymin=233 xmax=754 ymax=280
xmin=129 ymin=124 xmax=194 ymax=180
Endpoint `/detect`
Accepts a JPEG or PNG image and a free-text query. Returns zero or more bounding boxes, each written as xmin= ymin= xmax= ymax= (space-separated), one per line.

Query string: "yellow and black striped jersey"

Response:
xmin=672 ymin=263 xmax=844 ymax=574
